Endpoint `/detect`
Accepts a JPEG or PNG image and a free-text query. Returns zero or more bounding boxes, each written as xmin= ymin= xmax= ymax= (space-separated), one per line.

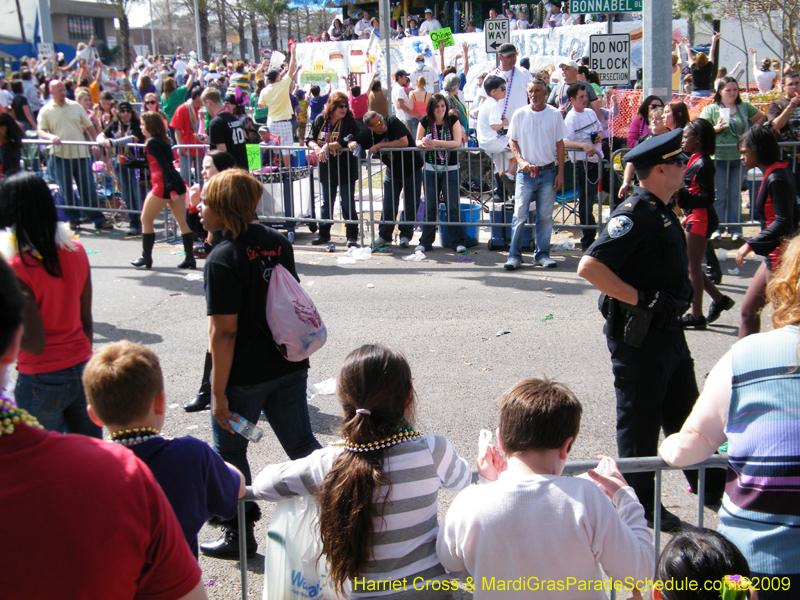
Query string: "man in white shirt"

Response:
xmin=504 ymin=78 xmax=565 ymax=271
xmin=477 ymin=75 xmax=515 ymax=196
xmin=418 ymin=8 xmax=443 ymax=35
xmin=173 ymin=50 xmax=188 ymax=86
xmin=392 ymin=70 xmax=415 ymax=127
xmin=563 ymin=83 xmax=604 ymax=251
xmin=354 ymin=11 xmax=371 ymax=38
xmin=490 ymin=44 xmax=532 ymax=126
xmin=548 ymin=58 xmax=602 ymax=121
xmin=411 ymin=54 xmax=438 ymax=94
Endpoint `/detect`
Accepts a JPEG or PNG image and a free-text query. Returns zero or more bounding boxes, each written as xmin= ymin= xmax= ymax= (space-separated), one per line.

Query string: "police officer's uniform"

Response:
xmin=584 ymin=130 xmax=724 ymax=528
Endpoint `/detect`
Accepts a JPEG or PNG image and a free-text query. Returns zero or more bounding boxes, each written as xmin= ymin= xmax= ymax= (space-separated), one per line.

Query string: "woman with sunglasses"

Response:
xmin=699 ymin=76 xmax=766 ymax=241
xmin=128 ymin=112 xmax=195 ymax=270
xmin=736 ymin=125 xmax=798 ymax=338
xmin=143 ymin=93 xmax=169 ymax=127
xmin=415 ymin=93 xmax=465 ymax=252
xmin=98 ymin=101 xmax=146 ymax=236
xmin=307 ymin=91 xmax=361 ymax=247
xmin=626 ymin=95 xmax=664 ymax=148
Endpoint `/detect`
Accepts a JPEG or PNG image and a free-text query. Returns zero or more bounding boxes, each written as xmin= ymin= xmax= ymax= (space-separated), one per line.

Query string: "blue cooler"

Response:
xmin=290 ymin=150 xmax=308 ymax=167
xmin=488 ymin=202 xmax=534 ymax=251
xmin=438 ymin=202 xmax=482 ymax=248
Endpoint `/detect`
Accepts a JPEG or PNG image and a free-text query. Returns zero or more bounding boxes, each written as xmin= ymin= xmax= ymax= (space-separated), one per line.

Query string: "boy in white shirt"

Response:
xmin=476 ymin=75 xmax=516 ymax=196
xmin=436 ymin=377 xmax=653 ymax=599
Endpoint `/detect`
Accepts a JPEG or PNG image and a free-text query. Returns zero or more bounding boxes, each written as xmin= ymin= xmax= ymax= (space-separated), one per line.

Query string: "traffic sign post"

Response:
xmin=484 ymin=18 xmax=509 ymax=54
xmin=589 ymin=33 xmax=630 ymax=86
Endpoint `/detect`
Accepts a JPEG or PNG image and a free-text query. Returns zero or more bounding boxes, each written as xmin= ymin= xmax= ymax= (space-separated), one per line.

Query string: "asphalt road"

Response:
xmin=46 ymin=221 xmax=763 ymax=599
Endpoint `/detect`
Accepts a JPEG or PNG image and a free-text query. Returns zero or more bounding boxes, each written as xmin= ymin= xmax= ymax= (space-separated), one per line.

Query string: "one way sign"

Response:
xmin=484 ymin=18 xmax=509 ymax=54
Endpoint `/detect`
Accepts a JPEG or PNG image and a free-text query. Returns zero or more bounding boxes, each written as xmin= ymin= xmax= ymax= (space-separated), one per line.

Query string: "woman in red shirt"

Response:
xmin=0 ymin=172 xmax=100 ymax=437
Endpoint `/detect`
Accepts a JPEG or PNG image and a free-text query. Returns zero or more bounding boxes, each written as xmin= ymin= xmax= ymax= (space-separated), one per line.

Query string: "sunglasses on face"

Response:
xmin=662 ymin=159 xmax=685 ymax=167
xmin=335 ymin=103 xmax=348 ymax=109
xmin=498 ymin=86 xmax=507 ymax=92
xmin=368 ymin=117 xmax=385 ymax=128
xmin=119 ymin=108 xmax=131 ymax=113
xmin=649 ymin=104 xmax=663 ymax=110
xmin=145 ymin=101 xmax=157 ymax=105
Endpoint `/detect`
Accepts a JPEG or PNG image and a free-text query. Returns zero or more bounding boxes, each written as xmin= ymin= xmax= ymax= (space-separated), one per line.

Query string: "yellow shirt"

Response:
xmin=259 ymin=76 xmax=293 ymax=122
xmin=37 ymin=99 xmax=94 ymax=159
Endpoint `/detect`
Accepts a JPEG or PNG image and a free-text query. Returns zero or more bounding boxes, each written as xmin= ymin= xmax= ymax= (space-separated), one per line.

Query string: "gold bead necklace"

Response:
xmin=0 ymin=396 xmax=44 ymax=438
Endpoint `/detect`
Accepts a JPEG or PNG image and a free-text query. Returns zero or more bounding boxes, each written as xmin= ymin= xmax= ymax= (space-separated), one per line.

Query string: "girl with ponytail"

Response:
xmin=253 ymin=344 xmax=483 ymax=597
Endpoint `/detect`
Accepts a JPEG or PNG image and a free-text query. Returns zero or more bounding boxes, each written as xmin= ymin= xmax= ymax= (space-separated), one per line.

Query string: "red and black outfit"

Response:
xmin=678 ymin=152 xmax=718 ymax=239
xmin=146 ymin=136 xmax=187 ymax=200
xmin=748 ymin=161 xmax=798 ymax=271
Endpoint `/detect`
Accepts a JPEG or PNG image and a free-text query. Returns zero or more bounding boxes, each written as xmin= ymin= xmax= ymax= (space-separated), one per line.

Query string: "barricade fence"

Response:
xmin=21 ymin=138 xmax=797 ymax=250
xmin=233 ymin=454 xmax=729 ymax=600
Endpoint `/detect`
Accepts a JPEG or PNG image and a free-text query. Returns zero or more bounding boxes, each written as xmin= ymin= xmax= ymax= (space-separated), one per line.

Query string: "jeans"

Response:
xmin=419 ymin=168 xmax=463 ymax=249
xmin=576 ymin=160 xmax=599 ymax=248
xmin=320 ymin=171 xmax=357 ymax=239
xmin=714 ymin=159 xmax=743 ymax=235
xmin=211 ymin=369 xmax=321 ymax=485
xmin=179 ymin=153 xmax=200 ymax=186
xmin=15 ymin=361 xmax=102 ymax=438
xmin=508 ymin=166 xmax=557 ymax=262
xmin=380 ymin=168 xmax=422 ymax=240
xmin=116 ymin=162 xmax=145 ymax=230
xmin=51 ymin=155 xmax=105 ymax=227
xmin=691 ymin=89 xmax=715 ymax=98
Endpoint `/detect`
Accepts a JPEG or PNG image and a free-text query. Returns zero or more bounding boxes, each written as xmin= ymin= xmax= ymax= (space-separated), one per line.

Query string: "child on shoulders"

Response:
xmin=83 ymin=340 xmax=245 ymax=557
xmin=436 ymin=377 xmax=654 ymax=598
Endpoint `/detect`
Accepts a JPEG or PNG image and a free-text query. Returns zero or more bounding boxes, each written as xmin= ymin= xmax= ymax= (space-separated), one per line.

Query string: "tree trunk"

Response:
xmin=237 ymin=11 xmax=246 ymax=59
xmin=687 ymin=16 xmax=695 ymax=47
xmin=250 ymin=11 xmax=259 ymax=61
xmin=217 ymin=0 xmax=227 ymax=54
xmin=269 ymin=22 xmax=278 ymax=51
xmin=120 ymin=15 xmax=131 ymax=69
xmin=199 ymin=4 xmax=209 ymax=60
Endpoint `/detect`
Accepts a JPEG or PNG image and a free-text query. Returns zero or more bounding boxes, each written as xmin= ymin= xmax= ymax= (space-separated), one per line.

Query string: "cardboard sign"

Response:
xmin=246 ymin=144 xmax=262 ymax=171
xmin=430 ymin=28 xmax=454 ymax=50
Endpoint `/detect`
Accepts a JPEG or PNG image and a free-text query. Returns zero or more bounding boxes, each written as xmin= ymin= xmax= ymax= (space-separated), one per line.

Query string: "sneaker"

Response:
xmin=455 ymin=244 xmax=467 ymax=253
xmin=682 ymin=313 xmax=707 ymax=330
xmin=535 ymin=256 xmax=557 ymax=268
xmin=504 ymin=258 xmax=521 ymax=271
xmin=707 ymin=295 xmax=735 ymax=324
xmin=710 ymin=230 xmax=723 ymax=240
xmin=346 ymin=238 xmax=358 ymax=248
xmin=731 ymin=232 xmax=743 ymax=242
xmin=415 ymin=244 xmax=428 ymax=253
xmin=126 ymin=228 xmax=141 ymax=236
xmin=373 ymin=236 xmax=391 ymax=247
xmin=399 ymin=237 xmax=410 ymax=248
xmin=644 ymin=506 xmax=682 ymax=533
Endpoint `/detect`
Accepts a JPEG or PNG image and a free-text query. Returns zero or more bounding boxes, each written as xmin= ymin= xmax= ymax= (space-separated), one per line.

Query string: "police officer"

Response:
xmin=577 ymin=129 xmax=724 ymax=532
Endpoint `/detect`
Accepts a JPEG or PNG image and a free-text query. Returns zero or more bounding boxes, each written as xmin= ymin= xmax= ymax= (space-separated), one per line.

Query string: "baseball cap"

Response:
xmin=266 ymin=69 xmax=280 ymax=83
xmin=498 ymin=44 xmax=518 ymax=57
xmin=424 ymin=7 xmax=433 ymax=12
xmin=415 ymin=53 xmax=425 ymax=62
xmin=258 ymin=125 xmax=270 ymax=133
xmin=559 ymin=59 xmax=580 ymax=69
xmin=395 ymin=69 xmax=409 ymax=78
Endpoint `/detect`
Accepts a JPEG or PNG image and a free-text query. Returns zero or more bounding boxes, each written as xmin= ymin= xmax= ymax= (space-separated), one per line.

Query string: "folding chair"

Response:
xmin=553 ymin=160 xmax=577 ymax=231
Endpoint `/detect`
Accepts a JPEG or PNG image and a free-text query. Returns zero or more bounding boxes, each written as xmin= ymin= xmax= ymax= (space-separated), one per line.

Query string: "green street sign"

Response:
xmin=569 ymin=0 xmax=642 ymax=13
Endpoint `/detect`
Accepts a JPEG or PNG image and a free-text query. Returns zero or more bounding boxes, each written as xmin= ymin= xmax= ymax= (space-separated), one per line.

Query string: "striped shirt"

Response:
xmin=253 ymin=434 xmax=472 ymax=596
xmin=720 ymin=325 xmax=800 ymax=575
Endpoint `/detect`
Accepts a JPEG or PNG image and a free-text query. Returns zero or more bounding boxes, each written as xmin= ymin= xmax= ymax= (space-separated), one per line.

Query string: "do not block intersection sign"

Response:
xmin=484 ymin=18 xmax=509 ymax=53
xmin=589 ymin=33 xmax=631 ymax=86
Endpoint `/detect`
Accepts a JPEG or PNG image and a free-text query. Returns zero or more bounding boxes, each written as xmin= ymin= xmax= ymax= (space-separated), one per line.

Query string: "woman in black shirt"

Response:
xmin=683 ymin=32 xmax=720 ymax=97
xmin=307 ymin=91 xmax=361 ymax=246
xmin=415 ymin=93 xmax=464 ymax=252
xmin=0 ymin=113 xmax=23 ymax=179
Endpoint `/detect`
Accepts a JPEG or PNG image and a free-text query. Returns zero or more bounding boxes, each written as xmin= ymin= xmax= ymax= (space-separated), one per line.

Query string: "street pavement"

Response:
xmin=40 ymin=221 xmax=762 ymax=598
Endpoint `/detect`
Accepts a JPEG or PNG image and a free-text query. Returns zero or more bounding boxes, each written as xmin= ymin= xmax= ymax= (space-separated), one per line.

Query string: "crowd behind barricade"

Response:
xmin=2 ymin=25 xmax=800 ymax=599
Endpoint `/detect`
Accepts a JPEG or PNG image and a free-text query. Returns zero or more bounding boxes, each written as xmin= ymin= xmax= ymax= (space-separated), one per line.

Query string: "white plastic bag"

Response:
xmin=263 ymin=497 xmax=349 ymax=600
xmin=266 ymin=264 xmax=327 ymax=361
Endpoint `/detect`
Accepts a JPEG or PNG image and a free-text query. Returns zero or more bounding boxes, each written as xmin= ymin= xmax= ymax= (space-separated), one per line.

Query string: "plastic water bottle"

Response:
xmin=228 ymin=412 xmax=264 ymax=443
xmin=352 ymin=143 xmax=361 ymax=155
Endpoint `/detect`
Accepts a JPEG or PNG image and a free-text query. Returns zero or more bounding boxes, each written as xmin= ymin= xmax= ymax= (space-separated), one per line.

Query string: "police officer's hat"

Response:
xmin=623 ymin=129 xmax=689 ymax=170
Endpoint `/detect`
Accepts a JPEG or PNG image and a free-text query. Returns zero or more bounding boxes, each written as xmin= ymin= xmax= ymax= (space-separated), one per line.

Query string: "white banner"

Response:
xmin=294 ymin=20 xmax=686 ymax=102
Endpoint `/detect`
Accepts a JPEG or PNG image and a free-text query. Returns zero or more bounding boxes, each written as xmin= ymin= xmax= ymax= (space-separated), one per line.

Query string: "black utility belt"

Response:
xmin=599 ymin=294 xmax=685 ymax=347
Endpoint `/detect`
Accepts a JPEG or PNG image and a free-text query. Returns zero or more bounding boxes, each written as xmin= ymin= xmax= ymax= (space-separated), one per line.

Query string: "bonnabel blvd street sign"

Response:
xmin=569 ymin=0 xmax=642 ymax=13
xmin=484 ymin=18 xmax=510 ymax=54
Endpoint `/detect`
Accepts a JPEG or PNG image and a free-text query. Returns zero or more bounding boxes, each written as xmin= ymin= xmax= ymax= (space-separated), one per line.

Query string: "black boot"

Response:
xmin=200 ymin=503 xmax=260 ymax=559
xmin=178 ymin=233 xmax=196 ymax=269
xmin=705 ymin=241 xmax=723 ymax=284
xmin=311 ymin=225 xmax=331 ymax=245
xmin=131 ymin=233 xmax=155 ymax=268
xmin=184 ymin=352 xmax=211 ymax=412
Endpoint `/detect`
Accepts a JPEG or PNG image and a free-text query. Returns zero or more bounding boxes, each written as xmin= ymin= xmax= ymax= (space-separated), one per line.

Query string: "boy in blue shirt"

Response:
xmin=84 ymin=340 xmax=245 ymax=557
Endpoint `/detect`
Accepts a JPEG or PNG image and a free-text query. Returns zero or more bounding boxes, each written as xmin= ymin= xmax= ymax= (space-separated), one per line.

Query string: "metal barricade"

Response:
xmin=232 ymin=454 xmax=728 ymax=600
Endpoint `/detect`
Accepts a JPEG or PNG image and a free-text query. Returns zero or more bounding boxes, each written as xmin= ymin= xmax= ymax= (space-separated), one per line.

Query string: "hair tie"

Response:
xmin=355 ymin=408 xmax=371 ymax=416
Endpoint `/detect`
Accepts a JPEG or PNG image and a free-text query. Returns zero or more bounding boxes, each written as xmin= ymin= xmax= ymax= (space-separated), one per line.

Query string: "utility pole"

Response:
xmin=642 ymin=0 xmax=671 ymax=101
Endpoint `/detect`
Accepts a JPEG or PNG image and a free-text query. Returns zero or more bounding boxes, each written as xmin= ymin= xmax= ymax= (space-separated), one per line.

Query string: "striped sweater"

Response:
xmin=720 ymin=325 xmax=800 ymax=574
xmin=253 ymin=434 xmax=472 ymax=596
